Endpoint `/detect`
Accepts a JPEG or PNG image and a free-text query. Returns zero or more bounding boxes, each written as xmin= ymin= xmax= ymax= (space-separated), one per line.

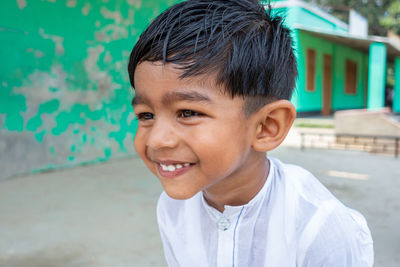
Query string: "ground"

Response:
xmin=0 ymin=146 xmax=399 ymax=266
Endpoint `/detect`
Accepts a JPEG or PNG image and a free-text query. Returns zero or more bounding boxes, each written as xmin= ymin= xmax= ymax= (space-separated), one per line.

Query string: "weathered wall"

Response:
xmin=0 ymin=0 xmax=181 ymax=180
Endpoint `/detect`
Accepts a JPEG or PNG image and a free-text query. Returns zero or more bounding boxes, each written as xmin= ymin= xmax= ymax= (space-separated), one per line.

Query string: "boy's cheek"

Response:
xmin=133 ymin=131 xmax=157 ymax=174
xmin=133 ymin=135 xmax=140 ymax=153
xmin=133 ymin=131 xmax=146 ymax=158
xmin=134 ymin=139 xmax=157 ymax=175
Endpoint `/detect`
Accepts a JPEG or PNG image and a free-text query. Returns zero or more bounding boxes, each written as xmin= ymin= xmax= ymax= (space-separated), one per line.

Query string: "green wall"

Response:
xmin=294 ymin=31 xmax=368 ymax=112
xmin=0 ymin=0 xmax=181 ymax=179
xmin=332 ymin=44 xmax=368 ymax=110
xmin=293 ymin=30 xmax=333 ymax=111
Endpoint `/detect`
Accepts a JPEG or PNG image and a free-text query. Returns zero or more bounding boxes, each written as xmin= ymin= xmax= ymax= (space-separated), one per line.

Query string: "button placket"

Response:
xmin=217 ymin=217 xmax=231 ymax=231
xmin=216 ymin=217 xmax=235 ymax=267
xmin=216 ymin=206 xmax=246 ymax=267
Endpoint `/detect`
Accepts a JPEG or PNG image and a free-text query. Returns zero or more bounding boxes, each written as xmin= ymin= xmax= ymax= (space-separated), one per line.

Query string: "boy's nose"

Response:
xmin=146 ymin=119 xmax=179 ymax=150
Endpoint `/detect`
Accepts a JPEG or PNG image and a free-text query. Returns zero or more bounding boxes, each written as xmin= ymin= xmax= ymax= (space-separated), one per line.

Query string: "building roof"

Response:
xmin=270 ymin=0 xmax=348 ymax=31
xmin=295 ymin=25 xmax=400 ymax=60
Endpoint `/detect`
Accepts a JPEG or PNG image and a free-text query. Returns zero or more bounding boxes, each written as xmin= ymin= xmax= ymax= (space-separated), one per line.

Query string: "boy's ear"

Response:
xmin=251 ymin=100 xmax=296 ymax=152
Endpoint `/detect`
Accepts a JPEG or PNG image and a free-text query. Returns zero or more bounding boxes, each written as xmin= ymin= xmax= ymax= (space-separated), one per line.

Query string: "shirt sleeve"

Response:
xmin=299 ymin=206 xmax=373 ymax=267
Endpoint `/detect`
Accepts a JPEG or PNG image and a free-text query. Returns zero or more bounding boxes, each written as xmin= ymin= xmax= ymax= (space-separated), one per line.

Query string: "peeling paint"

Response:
xmin=101 ymin=8 xmax=123 ymax=24
xmin=104 ymin=51 xmax=112 ymax=63
xmin=16 ymin=0 xmax=26 ymax=10
xmin=35 ymin=50 xmax=45 ymax=58
xmin=66 ymin=0 xmax=77 ymax=8
xmin=82 ymin=2 xmax=91 ymax=16
xmin=0 ymin=0 xmax=184 ymax=180
xmin=95 ymin=24 xmax=128 ymax=42
xmin=39 ymin=28 xmax=65 ymax=55
xmin=127 ymin=0 xmax=142 ymax=9
xmin=84 ymin=45 xmax=114 ymax=94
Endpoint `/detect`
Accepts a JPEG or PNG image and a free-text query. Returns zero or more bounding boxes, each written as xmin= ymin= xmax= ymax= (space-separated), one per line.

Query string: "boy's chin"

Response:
xmin=163 ymin=187 xmax=199 ymax=200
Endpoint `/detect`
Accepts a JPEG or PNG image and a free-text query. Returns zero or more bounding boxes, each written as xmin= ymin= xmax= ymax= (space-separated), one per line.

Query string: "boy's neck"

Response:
xmin=202 ymin=154 xmax=270 ymax=213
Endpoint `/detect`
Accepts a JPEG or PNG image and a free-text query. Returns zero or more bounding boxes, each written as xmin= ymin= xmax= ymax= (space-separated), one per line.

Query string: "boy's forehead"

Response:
xmin=132 ymin=61 xmax=231 ymax=105
xmin=135 ymin=61 xmax=220 ymax=88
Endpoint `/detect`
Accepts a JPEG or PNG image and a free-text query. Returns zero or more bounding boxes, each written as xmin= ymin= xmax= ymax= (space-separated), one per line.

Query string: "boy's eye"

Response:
xmin=179 ymin=110 xmax=201 ymax=118
xmin=137 ymin=112 xmax=154 ymax=120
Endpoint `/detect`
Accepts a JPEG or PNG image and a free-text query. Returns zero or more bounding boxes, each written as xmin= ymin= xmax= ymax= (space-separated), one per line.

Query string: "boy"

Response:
xmin=128 ymin=0 xmax=373 ymax=266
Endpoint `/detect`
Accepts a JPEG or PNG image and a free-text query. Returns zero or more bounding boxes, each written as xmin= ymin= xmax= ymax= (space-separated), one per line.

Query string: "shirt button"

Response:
xmin=217 ymin=217 xmax=231 ymax=231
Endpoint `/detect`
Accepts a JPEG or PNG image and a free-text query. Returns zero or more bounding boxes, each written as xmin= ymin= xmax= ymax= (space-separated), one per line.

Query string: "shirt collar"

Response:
xmin=201 ymin=158 xmax=274 ymax=220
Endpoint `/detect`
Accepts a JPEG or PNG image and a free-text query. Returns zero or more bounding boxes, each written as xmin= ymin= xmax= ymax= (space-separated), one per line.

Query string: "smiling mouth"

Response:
xmin=160 ymin=162 xmax=190 ymax=172
xmin=156 ymin=162 xmax=194 ymax=178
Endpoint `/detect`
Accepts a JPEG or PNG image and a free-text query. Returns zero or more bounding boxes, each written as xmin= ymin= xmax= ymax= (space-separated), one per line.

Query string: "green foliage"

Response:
xmin=304 ymin=0 xmax=398 ymax=36
xmin=294 ymin=122 xmax=334 ymax=129
xmin=380 ymin=2 xmax=400 ymax=35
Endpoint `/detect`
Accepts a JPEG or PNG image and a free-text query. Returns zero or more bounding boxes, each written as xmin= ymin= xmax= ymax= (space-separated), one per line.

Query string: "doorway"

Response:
xmin=322 ymin=54 xmax=332 ymax=115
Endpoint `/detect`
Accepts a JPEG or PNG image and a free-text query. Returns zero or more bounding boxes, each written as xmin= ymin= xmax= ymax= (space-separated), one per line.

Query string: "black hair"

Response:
xmin=128 ymin=0 xmax=298 ymax=116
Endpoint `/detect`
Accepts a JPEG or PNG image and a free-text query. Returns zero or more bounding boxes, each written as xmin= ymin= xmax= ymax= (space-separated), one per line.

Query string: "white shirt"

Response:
xmin=157 ymin=157 xmax=373 ymax=267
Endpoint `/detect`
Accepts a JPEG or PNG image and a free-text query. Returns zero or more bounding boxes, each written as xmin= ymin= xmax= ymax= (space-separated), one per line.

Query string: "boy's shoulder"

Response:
xmin=272 ymin=157 xmax=337 ymax=204
xmin=266 ymin=158 xmax=373 ymax=265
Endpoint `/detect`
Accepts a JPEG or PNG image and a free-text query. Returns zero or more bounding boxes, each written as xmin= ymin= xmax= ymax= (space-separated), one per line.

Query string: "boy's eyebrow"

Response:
xmin=131 ymin=94 xmax=149 ymax=107
xmin=162 ymin=91 xmax=212 ymax=105
xmin=131 ymin=91 xmax=213 ymax=107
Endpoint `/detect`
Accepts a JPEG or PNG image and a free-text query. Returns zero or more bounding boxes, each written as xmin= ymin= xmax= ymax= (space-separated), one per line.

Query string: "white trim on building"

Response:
xmin=269 ymin=0 xmax=349 ymax=30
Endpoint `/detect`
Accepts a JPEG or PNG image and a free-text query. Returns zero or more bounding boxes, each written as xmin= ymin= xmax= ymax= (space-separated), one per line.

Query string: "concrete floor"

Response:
xmin=1 ymin=147 xmax=399 ymax=266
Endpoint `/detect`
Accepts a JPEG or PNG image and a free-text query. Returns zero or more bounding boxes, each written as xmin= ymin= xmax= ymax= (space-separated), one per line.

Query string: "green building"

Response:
xmin=270 ymin=0 xmax=400 ymax=114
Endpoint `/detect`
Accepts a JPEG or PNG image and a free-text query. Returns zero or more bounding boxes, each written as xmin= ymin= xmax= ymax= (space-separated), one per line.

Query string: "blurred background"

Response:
xmin=1 ymin=0 xmax=399 ymax=266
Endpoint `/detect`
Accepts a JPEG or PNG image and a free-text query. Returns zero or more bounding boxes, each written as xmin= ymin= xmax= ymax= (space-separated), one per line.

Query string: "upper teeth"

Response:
xmin=160 ymin=163 xmax=190 ymax=171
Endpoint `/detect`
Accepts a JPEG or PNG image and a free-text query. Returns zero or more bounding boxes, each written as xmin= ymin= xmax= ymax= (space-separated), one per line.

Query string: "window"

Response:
xmin=306 ymin=49 xmax=316 ymax=92
xmin=345 ymin=59 xmax=357 ymax=94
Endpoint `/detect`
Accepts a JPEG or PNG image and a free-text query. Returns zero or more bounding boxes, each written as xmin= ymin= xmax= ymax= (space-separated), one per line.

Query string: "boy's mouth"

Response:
xmin=155 ymin=161 xmax=194 ymax=178
xmin=159 ymin=162 xmax=190 ymax=172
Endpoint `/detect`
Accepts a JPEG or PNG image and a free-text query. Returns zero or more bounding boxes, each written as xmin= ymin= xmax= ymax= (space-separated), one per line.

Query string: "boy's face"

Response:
xmin=132 ymin=61 xmax=259 ymax=200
